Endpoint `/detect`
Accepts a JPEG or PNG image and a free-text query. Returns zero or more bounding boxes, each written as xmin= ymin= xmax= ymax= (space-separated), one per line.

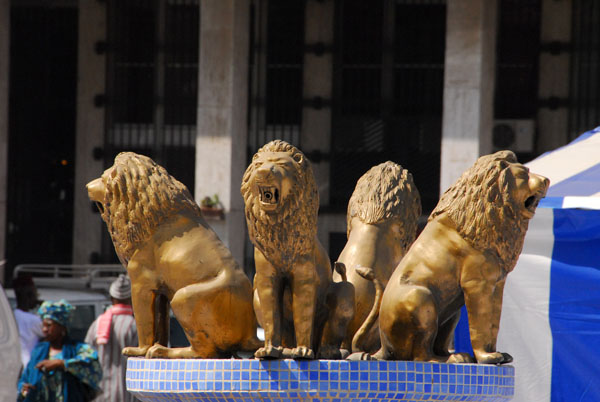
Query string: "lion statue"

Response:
xmin=334 ymin=161 xmax=421 ymax=354
xmin=241 ymin=140 xmax=354 ymax=359
xmin=87 ymin=152 xmax=260 ymax=358
xmin=372 ymin=150 xmax=549 ymax=364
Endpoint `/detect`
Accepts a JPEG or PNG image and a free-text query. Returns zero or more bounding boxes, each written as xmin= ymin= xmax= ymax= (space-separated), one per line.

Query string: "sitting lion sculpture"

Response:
xmin=87 ymin=152 xmax=260 ymax=358
xmin=334 ymin=161 xmax=421 ymax=354
xmin=372 ymin=150 xmax=549 ymax=364
xmin=241 ymin=140 xmax=354 ymax=359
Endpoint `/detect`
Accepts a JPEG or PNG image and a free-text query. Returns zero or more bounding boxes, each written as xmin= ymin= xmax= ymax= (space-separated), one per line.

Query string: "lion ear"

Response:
xmin=293 ymin=153 xmax=303 ymax=164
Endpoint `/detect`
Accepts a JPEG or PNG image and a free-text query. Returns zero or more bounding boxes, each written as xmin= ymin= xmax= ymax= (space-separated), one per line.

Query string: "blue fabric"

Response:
xmin=453 ymin=306 xmax=473 ymax=357
xmin=549 ymin=209 xmax=600 ymax=401
xmin=18 ymin=339 xmax=102 ymax=402
xmin=539 ymin=197 xmax=564 ymax=209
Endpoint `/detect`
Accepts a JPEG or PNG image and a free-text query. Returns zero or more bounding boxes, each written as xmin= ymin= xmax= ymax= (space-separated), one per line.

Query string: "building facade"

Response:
xmin=0 ymin=0 xmax=592 ymax=282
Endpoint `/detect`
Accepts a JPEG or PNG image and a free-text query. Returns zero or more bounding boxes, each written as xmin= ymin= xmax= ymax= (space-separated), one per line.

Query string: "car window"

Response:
xmin=69 ymin=304 xmax=96 ymax=342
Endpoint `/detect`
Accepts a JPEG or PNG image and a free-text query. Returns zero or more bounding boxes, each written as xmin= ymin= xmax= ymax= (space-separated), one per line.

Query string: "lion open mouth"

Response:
xmin=259 ymin=186 xmax=280 ymax=208
xmin=523 ymin=194 xmax=541 ymax=218
xmin=95 ymin=202 xmax=105 ymax=214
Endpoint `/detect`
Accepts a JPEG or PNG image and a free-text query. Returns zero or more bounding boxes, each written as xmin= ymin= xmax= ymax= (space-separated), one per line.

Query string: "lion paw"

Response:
xmin=122 ymin=346 xmax=150 ymax=357
xmin=146 ymin=344 xmax=170 ymax=358
xmin=317 ymin=345 xmax=342 ymax=360
xmin=475 ymin=351 xmax=512 ymax=364
xmin=447 ymin=353 xmax=475 ymax=364
xmin=255 ymin=345 xmax=283 ymax=359
xmin=346 ymin=351 xmax=375 ymax=361
xmin=291 ymin=346 xmax=315 ymax=360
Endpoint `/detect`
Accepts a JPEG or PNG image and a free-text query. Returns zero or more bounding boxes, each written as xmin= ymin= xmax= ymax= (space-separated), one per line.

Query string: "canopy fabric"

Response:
xmin=454 ymin=127 xmax=600 ymax=402
xmin=532 ymin=125 xmax=600 ymax=209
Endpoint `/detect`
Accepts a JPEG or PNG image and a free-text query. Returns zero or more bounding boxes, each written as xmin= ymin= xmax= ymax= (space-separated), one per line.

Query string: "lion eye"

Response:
xmin=293 ymin=153 xmax=303 ymax=163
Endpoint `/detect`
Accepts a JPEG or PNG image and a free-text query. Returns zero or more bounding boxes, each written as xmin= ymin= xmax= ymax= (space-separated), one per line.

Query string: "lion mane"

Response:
xmin=347 ymin=161 xmax=421 ymax=250
xmin=97 ymin=152 xmax=201 ymax=265
xmin=241 ymin=140 xmax=318 ymax=262
xmin=429 ymin=150 xmax=527 ymax=272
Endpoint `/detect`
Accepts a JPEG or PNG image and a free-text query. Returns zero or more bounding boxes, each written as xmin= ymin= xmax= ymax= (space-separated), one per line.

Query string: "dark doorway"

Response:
xmin=5 ymin=5 xmax=78 ymax=282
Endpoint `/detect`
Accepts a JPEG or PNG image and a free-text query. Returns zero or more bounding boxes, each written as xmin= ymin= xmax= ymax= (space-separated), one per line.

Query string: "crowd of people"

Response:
xmin=12 ymin=274 xmax=138 ymax=402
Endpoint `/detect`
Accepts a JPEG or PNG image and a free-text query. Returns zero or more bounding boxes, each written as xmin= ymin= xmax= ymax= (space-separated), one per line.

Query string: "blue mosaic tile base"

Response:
xmin=126 ymin=359 xmax=514 ymax=402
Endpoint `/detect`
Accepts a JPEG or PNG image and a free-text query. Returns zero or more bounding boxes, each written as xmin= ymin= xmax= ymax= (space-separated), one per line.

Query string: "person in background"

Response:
xmin=18 ymin=299 xmax=102 ymax=401
xmin=13 ymin=275 xmax=43 ymax=367
xmin=85 ymin=274 xmax=138 ymax=402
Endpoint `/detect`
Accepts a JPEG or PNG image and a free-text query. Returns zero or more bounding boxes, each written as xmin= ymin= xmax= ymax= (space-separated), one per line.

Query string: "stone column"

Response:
xmin=301 ymin=0 xmax=334 ymax=207
xmin=196 ymin=0 xmax=249 ymax=267
xmin=537 ymin=0 xmax=571 ymax=152
xmin=440 ymin=0 xmax=497 ymax=194
xmin=72 ymin=0 xmax=106 ymax=264
xmin=0 ymin=0 xmax=8 ymax=282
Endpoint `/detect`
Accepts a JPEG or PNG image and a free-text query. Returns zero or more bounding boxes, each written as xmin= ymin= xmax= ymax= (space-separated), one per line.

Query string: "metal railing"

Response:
xmin=13 ymin=264 xmax=126 ymax=291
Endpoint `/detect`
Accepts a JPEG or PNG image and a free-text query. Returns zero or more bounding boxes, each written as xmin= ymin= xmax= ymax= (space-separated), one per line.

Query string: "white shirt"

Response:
xmin=13 ymin=308 xmax=43 ymax=366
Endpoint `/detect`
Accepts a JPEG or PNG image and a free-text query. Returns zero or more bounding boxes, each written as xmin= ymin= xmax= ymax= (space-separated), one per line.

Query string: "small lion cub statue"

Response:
xmin=87 ymin=152 xmax=260 ymax=358
xmin=374 ymin=150 xmax=549 ymax=364
xmin=241 ymin=140 xmax=355 ymax=359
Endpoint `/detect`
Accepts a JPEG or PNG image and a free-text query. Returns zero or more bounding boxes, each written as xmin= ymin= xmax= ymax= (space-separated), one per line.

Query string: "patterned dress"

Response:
xmin=18 ymin=339 xmax=102 ymax=402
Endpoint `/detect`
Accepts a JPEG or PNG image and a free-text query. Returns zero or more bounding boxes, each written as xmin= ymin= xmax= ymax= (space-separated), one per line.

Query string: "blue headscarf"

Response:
xmin=37 ymin=299 xmax=74 ymax=328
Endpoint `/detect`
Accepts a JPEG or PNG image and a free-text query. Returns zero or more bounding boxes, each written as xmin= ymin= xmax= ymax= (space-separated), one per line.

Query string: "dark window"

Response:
xmin=331 ymin=0 xmax=446 ymax=213
xmin=103 ymin=0 xmax=199 ymax=263
xmin=569 ymin=0 xmax=600 ymax=139
xmin=495 ymin=0 xmax=541 ymax=119
xmin=248 ymin=0 xmax=305 ymax=157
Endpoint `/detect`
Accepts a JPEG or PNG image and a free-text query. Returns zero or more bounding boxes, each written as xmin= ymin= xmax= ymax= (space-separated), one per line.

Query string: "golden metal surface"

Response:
xmin=373 ymin=150 xmax=549 ymax=364
xmin=241 ymin=140 xmax=354 ymax=359
xmin=334 ymin=162 xmax=421 ymax=354
xmin=88 ymin=152 xmax=260 ymax=359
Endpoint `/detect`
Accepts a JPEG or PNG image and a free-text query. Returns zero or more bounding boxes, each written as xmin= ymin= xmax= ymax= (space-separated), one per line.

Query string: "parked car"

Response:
xmin=0 ymin=284 xmax=22 ymax=402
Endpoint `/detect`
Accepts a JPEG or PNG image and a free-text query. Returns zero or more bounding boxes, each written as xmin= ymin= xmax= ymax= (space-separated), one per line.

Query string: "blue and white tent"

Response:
xmin=455 ymin=127 xmax=600 ymax=402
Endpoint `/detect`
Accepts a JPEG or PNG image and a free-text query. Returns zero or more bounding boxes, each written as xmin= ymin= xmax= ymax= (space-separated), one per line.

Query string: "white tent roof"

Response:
xmin=528 ymin=126 xmax=600 ymax=209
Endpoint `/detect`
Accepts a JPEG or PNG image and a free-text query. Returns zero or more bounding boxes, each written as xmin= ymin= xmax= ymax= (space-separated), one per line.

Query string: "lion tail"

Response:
xmin=333 ymin=261 xmax=347 ymax=282
xmin=351 ymin=266 xmax=383 ymax=353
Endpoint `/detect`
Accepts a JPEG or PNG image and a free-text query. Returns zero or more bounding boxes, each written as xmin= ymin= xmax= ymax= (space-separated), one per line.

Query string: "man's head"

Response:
xmin=109 ymin=274 xmax=132 ymax=305
xmin=13 ymin=275 xmax=39 ymax=311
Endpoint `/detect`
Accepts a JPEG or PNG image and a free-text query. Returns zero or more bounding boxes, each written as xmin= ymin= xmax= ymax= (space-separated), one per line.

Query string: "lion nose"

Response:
xmin=256 ymin=163 xmax=278 ymax=179
xmin=530 ymin=173 xmax=550 ymax=195
xmin=86 ymin=178 xmax=105 ymax=202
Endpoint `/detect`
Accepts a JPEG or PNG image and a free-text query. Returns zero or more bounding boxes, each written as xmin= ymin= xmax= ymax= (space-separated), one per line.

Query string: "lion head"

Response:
xmin=241 ymin=140 xmax=318 ymax=262
xmin=347 ymin=161 xmax=422 ymax=251
xmin=87 ymin=152 xmax=201 ymax=266
xmin=430 ymin=150 xmax=549 ymax=272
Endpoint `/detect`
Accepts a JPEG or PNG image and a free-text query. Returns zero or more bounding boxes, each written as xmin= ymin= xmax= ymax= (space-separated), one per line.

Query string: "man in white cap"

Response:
xmin=85 ymin=274 xmax=138 ymax=402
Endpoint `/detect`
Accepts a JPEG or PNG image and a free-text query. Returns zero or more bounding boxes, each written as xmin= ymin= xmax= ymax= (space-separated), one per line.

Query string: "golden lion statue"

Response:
xmin=87 ymin=152 xmax=260 ymax=358
xmin=334 ymin=161 xmax=421 ymax=354
xmin=241 ymin=140 xmax=354 ymax=359
xmin=373 ymin=150 xmax=549 ymax=364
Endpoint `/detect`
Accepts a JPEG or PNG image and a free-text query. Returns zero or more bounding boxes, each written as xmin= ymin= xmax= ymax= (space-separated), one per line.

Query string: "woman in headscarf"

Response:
xmin=17 ymin=300 xmax=102 ymax=401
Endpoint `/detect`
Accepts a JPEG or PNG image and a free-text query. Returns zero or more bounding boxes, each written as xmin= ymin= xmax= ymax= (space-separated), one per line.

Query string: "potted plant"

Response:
xmin=200 ymin=194 xmax=225 ymax=220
